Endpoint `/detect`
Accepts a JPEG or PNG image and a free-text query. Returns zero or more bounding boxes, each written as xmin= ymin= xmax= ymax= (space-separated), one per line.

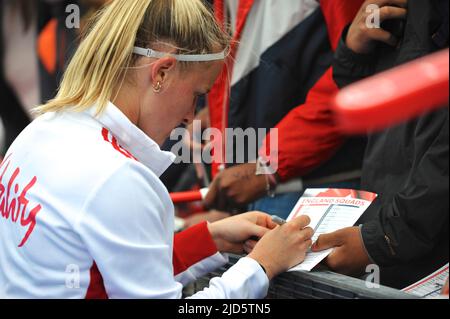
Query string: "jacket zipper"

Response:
xmin=384 ymin=235 xmax=397 ymax=256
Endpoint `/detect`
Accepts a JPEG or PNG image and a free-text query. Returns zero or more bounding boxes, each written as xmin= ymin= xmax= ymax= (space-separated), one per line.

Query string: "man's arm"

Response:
xmin=361 ymin=111 xmax=449 ymax=266
xmin=203 ymin=1 xmax=365 ymax=209
xmin=312 ymin=110 xmax=449 ymax=275
xmin=258 ymin=0 xmax=366 ymax=183
xmin=260 ymin=68 xmax=344 ymax=182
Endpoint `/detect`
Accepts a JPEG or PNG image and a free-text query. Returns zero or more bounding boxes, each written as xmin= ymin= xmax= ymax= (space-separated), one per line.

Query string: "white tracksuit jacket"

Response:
xmin=0 ymin=102 xmax=268 ymax=299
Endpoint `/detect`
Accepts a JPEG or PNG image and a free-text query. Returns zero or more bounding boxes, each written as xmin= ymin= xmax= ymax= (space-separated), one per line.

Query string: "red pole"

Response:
xmin=170 ymin=189 xmax=209 ymax=205
xmin=334 ymin=49 xmax=449 ymax=134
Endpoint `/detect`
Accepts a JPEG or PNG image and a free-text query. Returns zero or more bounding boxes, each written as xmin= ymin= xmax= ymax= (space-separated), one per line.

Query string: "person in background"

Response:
xmin=0 ymin=0 xmax=38 ymax=155
xmin=312 ymin=0 xmax=449 ymax=289
xmin=184 ymin=0 xmax=365 ymax=228
xmin=0 ymin=0 xmax=108 ymax=156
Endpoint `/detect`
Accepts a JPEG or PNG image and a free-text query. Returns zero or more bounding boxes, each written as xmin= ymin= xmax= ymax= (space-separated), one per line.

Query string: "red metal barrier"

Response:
xmin=170 ymin=189 xmax=208 ymax=205
xmin=334 ymin=49 xmax=449 ymax=134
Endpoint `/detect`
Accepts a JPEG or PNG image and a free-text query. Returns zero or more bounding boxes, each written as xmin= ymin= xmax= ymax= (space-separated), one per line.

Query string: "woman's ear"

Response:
xmin=151 ymin=57 xmax=177 ymax=87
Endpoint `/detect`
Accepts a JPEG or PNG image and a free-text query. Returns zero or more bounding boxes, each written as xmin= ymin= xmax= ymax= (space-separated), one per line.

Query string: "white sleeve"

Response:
xmin=75 ymin=162 xmax=183 ymax=299
xmin=173 ymin=225 xmax=269 ymax=299
xmin=75 ymin=162 xmax=269 ymax=299
xmin=189 ymin=257 xmax=270 ymax=299
xmin=173 ymin=221 xmax=230 ymax=286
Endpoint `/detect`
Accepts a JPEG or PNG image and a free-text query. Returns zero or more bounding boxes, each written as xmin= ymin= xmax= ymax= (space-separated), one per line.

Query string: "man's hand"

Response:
xmin=204 ymin=163 xmax=268 ymax=210
xmin=183 ymin=210 xmax=231 ymax=229
xmin=207 ymin=212 xmax=277 ymax=255
xmin=311 ymin=227 xmax=371 ymax=276
xmin=346 ymin=0 xmax=408 ymax=54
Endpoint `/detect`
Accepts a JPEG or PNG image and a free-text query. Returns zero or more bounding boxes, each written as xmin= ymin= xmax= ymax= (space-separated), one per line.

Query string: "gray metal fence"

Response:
xmin=185 ymin=255 xmax=417 ymax=299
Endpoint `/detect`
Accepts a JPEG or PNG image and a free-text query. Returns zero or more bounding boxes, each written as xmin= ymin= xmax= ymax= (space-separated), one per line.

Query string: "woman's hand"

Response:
xmin=207 ymin=212 xmax=277 ymax=255
xmin=346 ymin=0 xmax=408 ymax=54
xmin=208 ymin=213 xmax=315 ymax=280
xmin=247 ymin=216 xmax=314 ymax=280
xmin=184 ymin=210 xmax=231 ymax=229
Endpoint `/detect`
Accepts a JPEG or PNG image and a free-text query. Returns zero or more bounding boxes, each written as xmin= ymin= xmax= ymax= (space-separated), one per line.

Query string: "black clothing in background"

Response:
xmin=333 ymin=0 xmax=449 ymax=289
xmin=0 ymin=0 xmax=32 ymax=154
xmin=0 ymin=0 xmax=80 ymax=155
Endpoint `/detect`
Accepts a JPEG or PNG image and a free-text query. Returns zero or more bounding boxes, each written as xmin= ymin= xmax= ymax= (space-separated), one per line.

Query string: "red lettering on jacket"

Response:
xmin=0 ymin=154 xmax=42 ymax=247
xmin=101 ymin=128 xmax=138 ymax=161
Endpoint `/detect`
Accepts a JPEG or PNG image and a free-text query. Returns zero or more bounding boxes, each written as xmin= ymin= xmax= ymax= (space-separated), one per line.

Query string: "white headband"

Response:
xmin=133 ymin=46 xmax=226 ymax=62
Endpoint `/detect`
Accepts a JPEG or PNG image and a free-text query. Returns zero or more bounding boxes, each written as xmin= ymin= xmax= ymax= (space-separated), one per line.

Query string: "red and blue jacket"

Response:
xmin=209 ymin=0 xmax=365 ymax=181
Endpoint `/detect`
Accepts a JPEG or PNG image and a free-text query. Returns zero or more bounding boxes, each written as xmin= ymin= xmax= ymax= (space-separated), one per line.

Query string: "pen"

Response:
xmin=248 ymin=216 xmax=286 ymax=242
xmin=271 ymin=215 xmax=287 ymax=226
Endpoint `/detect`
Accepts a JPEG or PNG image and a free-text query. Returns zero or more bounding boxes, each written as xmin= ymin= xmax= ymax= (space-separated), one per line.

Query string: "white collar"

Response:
xmin=87 ymin=102 xmax=176 ymax=177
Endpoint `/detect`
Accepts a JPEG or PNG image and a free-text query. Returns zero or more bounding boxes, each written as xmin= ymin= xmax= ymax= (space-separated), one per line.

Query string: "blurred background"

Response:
xmin=0 ymin=0 xmax=108 ymax=155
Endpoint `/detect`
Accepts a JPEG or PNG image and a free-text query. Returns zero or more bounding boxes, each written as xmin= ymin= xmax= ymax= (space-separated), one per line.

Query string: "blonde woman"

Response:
xmin=0 ymin=0 xmax=313 ymax=299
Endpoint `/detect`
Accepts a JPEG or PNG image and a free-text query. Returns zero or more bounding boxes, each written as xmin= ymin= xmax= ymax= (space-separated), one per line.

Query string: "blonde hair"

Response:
xmin=35 ymin=0 xmax=230 ymax=115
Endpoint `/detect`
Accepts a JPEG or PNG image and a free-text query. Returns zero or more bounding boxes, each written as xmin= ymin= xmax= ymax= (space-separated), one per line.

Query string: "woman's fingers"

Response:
xmin=241 ymin=211 xmax=278 ymax=230
xmin=300 ymin=227 xmax=315 ymax=242
xmin=246 ymin=224 xmax=271 ymax=239
xmin=244 ymin=239 xmax=258 ymax=254
xmin=288 ymin=215 xmax=311 ymax=230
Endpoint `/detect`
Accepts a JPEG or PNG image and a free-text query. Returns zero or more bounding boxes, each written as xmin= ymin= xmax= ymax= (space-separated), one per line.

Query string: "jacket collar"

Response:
xmin=88 ymin=102 xmax=176 ymax=177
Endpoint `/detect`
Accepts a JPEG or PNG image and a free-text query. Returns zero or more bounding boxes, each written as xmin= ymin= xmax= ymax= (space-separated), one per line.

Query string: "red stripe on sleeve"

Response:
xmin=85 ymin=262 xmax=108 ymax=299
xmin=173 ymin=222 xmax=218 ymax=276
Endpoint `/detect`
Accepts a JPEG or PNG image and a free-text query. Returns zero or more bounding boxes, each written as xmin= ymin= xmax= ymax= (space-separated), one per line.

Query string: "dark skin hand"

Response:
xmin=346 ymin=0 xmax=408 ymax=54
xmin=204 ymin=163 xmax=268 ymax=211
xmin=311 ymin=227 xmax=371 ymax=276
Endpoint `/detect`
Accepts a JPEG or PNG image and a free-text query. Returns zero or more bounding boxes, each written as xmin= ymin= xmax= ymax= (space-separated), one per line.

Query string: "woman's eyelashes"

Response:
xmin=193 ymin=93 xmax=202 ymax=104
